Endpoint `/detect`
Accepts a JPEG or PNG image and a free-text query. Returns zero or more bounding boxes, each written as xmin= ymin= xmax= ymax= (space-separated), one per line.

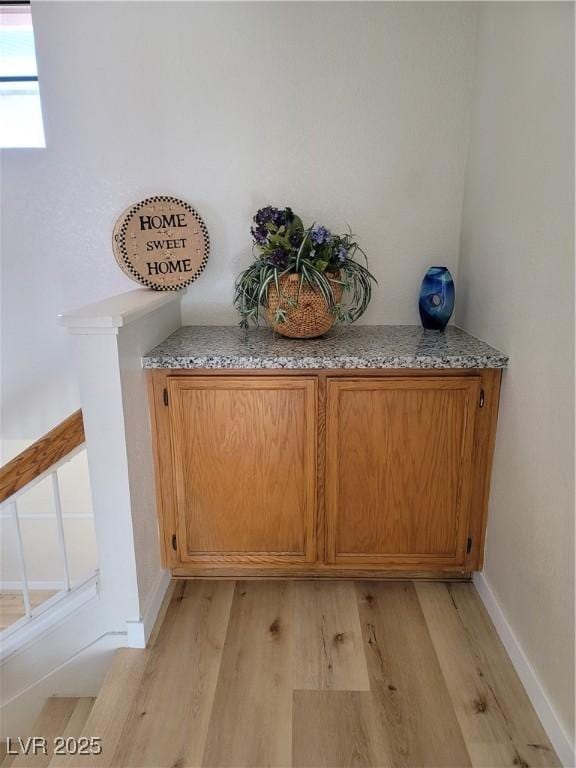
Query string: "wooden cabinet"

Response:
xmin=167 ymin=377 xmax=317 ymax=565
xmin=148 ymin=369 xmax=501 ymax=578
xmin=325 ymin=377 xmax=479 ymax=567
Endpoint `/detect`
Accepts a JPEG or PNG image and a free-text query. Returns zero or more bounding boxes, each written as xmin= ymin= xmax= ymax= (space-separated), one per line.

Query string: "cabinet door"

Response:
xmin=168 ymin=376 xmax=317 ymax=565
xmin=326 ymin=377 xmax=480 ymax=567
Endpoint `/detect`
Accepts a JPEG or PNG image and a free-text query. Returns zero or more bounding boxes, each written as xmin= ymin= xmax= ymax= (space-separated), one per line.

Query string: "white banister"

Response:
xmin=10 ymin=501 xmax=31 ymax=617
xmin=51 ymin=471 xmax=71 ymax=592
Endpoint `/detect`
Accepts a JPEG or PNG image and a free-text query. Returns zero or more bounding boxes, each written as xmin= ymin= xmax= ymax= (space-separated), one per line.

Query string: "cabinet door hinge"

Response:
xmin=163 ymin=388 xmax=169 ymax=407
xmin=171 ymin=533 xmax=177 ymax=551
xmin=479 ymin=389 xmax=485 ymax=408
xmin=466 ymin=537 xmax=473 ymax=554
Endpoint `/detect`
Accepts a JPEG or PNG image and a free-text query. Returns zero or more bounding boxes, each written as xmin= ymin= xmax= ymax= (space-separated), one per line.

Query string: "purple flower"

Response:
xmin=310 ymin=224 xmax=332 ymax=246
xmin=271 ymin=207 xmax=295 ymax=227
xmin=268 ymin=248 xmax=289 ymax=268
xmin=336 ymin=244 xmax=349 ymax=263
xmin=253 ymin=206 xmax=294 ymax=230
xmin=254 ymin=206 xmax=276 ymax=227
xmin=251 ymin=223 xmax=269 ymax=244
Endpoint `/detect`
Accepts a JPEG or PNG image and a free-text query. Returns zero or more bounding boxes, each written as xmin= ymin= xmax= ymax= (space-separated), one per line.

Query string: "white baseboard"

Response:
xmin=473 ymin=572 xmax=575 ymax=768
xmin=125 ymin=569 xmax=171 ymax=648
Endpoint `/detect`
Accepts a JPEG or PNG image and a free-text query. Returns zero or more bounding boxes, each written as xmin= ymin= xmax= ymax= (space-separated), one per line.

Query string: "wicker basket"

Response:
xmin=266 ymin=272 xmax=343 ymax=339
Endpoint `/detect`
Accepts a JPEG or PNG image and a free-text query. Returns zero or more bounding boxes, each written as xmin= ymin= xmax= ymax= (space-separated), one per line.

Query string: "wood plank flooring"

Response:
xmin=416 ymin=583 xmax=558 ymax=768
xmin=97 ymin=580 xmax=560 ymax=767
xmin=293 ymin=581 xmax=369 ymax=692
xmin=114 ymin=581 xmax=234 ymax=768
xmin=356 ymin=582 xmax=471 ymax=767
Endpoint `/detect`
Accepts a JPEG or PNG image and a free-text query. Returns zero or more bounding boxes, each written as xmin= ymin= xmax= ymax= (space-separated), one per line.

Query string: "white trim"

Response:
xmin=125 ymin=569 xmax=171 ymax=648
xmin=0 ymin=581 xmax=67 ymax=590
xmin=59 ymin=289 xmax=181 ymax=332
xmin=0 ymin=573 xmax=100 ymax=661
xmin=0 ymin=630 xmax=125 ymax=737
xmin=1 ymin=630 xmax=124 ymax=710
xmin=473 ymin=572 xmax=575 ymax=768
xmin=0 ymin=513 xmax=94 ymax=520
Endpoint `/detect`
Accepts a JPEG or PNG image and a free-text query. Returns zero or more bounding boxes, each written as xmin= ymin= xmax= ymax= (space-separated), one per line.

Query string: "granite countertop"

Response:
xmin=143 ymin=325 xmax=508 ymax=370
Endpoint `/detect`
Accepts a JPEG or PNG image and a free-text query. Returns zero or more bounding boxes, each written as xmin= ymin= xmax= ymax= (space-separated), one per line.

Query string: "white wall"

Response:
xmin=1 ymin=1 xmax=478 ymax=443
xmin=457 ymin=1 xmax=574 ymax=747
xmin=2 ymin=0 xmax=574 ymax=752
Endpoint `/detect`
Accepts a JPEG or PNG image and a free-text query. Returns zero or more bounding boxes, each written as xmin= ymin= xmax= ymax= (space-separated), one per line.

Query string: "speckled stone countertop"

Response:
xmin=143 ymin=326 xmax=508 ymax=370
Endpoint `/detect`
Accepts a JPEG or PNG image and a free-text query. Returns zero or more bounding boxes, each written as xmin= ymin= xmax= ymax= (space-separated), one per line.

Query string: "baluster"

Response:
xmin=11 ymin=501 xmax=31 ymax=617
xmin=51 ymin=472 xmax=71 ymax=592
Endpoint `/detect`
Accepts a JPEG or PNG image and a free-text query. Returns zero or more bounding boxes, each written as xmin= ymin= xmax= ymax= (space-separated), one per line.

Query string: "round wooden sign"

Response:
xmin=112 ymin=195 xmax=210 ymax=291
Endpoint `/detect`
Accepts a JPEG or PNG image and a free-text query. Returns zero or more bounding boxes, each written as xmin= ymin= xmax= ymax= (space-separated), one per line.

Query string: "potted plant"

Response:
xmin=234 ymin=206 xmax=376 ymax=338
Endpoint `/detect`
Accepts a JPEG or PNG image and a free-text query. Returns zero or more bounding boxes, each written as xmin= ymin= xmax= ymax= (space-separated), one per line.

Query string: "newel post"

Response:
xmin=60 ymin=289 xmax=182 ymax=646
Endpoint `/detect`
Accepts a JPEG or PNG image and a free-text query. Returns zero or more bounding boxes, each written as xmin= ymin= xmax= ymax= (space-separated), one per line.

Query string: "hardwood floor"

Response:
xmin=114 ymin=581 xmax=235 ymax=768
xmin=356 ymin=582 xmax=471 ymax=767
xmin=0 ymin=591 xmax=57 ymax=631
xmin=94 ymin=579 xmax=559 ymax=768
xmin=293 ymin=581 xmax=369 ymax=692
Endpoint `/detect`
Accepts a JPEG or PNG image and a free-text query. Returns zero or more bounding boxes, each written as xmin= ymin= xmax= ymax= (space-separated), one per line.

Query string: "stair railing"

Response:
xmin=0 ymin=411 xmax=87 ymax=621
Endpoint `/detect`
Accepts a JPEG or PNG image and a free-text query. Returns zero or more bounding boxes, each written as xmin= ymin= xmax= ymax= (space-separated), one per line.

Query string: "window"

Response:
xmin=0 ymin=2 xmax=45 ymax=148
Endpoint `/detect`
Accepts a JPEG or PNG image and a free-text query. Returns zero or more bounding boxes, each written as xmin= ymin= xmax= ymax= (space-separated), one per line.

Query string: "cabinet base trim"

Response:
xmin=171 ymin=567 xmax=472 ymax=580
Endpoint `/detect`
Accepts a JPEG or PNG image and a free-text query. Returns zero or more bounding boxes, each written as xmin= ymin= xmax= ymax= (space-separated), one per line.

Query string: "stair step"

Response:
xmin=0 ymin=741 xmax=11 ymax=768
xmin=1 ymin=745 xmax=17 ymax=767
xmin=48 ymin=649 xmax=147 ymax=767
xmin=60 ymin=699 xmax=95 ymax=742
xmin=6 ymin=697 xmax=89 ymax=768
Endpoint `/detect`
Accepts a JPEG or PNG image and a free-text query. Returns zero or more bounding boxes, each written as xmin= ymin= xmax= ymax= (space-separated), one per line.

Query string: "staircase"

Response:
xmin=0 ymin=582 xmax=173 ymax=768
xmin=53 ymin=650 xmax=150 ymax=768
xmin=1 ymin=646 xmax=150 ymax=768
xmin=1 ymin=698 xmax=96 ymax=767
xmin=1 ymin=291 xmax=187 ymax=758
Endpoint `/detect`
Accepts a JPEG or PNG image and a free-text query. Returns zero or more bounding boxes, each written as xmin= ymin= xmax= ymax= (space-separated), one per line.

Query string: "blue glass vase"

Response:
xmin=418 ymin=267 xmax=455 ymax=331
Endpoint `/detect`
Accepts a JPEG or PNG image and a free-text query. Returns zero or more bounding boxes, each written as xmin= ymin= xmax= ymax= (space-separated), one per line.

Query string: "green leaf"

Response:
xmin=235 ymin=214 xmax=377 ymax=328
xmin=295 ymin=226 xmax=313 ymax=272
